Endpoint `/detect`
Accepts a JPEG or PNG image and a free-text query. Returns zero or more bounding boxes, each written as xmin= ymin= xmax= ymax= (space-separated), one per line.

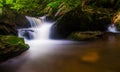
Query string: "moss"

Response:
xmin=0 ymin=35 xmax=29 ymax=61
xmin=68 ymin=31 xmax=103 ymax=41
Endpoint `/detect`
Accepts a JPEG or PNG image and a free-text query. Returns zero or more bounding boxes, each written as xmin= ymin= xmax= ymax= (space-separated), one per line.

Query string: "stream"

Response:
xmin=0 ymin=16 xmax=120 ymax=72
xmin=0 ymin=34 xmax=120 ymax=72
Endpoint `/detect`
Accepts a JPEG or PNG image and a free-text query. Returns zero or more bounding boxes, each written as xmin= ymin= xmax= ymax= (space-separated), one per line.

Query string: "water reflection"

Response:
xmin=108 ymin=35 xmax=116 ymax=44
xmin=1 ymin=35 xmax=120 ymax=72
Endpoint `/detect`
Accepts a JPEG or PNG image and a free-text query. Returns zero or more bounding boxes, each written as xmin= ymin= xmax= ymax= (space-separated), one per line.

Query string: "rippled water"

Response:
xmin=1 ymin=33 xmax=120 ymax=72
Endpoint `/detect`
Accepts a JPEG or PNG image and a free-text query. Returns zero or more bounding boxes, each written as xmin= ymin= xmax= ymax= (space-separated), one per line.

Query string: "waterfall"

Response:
xmin=26 ymin=16 xmax=43 ymax=27
xmin=108 ymin=24 xmax=117 ymax=33
xmin=18 ymin=16 xmax=54 ymax=40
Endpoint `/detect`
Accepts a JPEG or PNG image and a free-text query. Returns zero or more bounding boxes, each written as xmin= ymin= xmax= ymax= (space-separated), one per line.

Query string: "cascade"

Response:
xmin=18 ymin=16 xmax=54 ymax=40
xmin=108 ymin=24 xmax=117 ymax=33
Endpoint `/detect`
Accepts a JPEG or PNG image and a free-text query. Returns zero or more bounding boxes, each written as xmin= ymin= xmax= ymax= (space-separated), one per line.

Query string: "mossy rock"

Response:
xmin=68 ymin=31 xmax=104 ymax=41
xmin=0 ymin=35 xmax=29 ymax=62
xmin=53 ymin=6 xmax=112 ymax=38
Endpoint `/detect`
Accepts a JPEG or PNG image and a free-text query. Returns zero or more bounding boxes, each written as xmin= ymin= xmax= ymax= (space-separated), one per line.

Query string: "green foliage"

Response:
xmin=11 ymin=4 xmax=24 ymax=11
xmin=46 ymin=0 xmax=81 ymax=9
xmin=0 ymin=0 xmax=119 ymax=19
xmin=0 ymin=0 xmax=3 ymax=15
xmin=47 ymin=0 xmax=61 ymax=9
xmin=0 ymin=0 xmax=3 ymax=7
xmin=63 ymin=0 xmax=81 ymax=9
xmin=0 ymin=0 xmax=44 ymax=15
xmin=43 ymin=0 xmax=81 ymax=17
xmin=6 ymin=0 xmax=13 ymax=4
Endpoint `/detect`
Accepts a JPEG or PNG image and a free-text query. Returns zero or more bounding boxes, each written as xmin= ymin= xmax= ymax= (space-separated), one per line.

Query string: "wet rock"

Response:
xmin=68 ymin=31 xmax=104 ymax=41
xmin=21 ymin=30 xmax=34 ymax=40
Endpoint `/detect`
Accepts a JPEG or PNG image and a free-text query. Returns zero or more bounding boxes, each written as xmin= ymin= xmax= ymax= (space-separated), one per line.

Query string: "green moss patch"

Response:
xmin=0 ymin=35 xmax=29 ymax=61
xmin=68 ymin=31 xmax=104 ymax=41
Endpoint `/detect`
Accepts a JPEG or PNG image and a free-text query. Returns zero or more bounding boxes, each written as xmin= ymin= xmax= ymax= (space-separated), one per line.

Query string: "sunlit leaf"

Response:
xmin=47 ymin=0 xmax=61 ymax=9
xmin=0 ymin=3 xmax=3 ymax=7
xmin=11 ymin=3 xmax=24 ymax=11
xmin=0 ymin=0 xmax=3 ymax=3
xmin=6 ymin=0 xmax=13 ymax=4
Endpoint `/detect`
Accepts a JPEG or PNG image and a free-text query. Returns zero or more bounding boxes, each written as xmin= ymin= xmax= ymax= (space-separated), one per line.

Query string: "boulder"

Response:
xmin=0 ymin=35 xmax=29 ymax=62
xmin=0 ymin=13 xmax=29 ymax=35
xmin=52 ymin=6 xmax=112 ymax=38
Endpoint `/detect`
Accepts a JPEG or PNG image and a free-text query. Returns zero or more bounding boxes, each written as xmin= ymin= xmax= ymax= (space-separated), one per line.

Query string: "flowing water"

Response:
xmin=108 ymin=24 xmax=117 ymax=33
xmin=18 ymin=16 xmax=53 ymax=40
xmin=1 ymin=34 xmax=120 ymax=72
xmin=1 ymin=17 xmax=120 ymax=72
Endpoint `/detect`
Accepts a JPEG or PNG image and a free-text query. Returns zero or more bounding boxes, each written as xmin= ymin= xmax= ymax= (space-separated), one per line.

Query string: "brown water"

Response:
xmin=0 ymin=34 xmax=120 ymax=72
